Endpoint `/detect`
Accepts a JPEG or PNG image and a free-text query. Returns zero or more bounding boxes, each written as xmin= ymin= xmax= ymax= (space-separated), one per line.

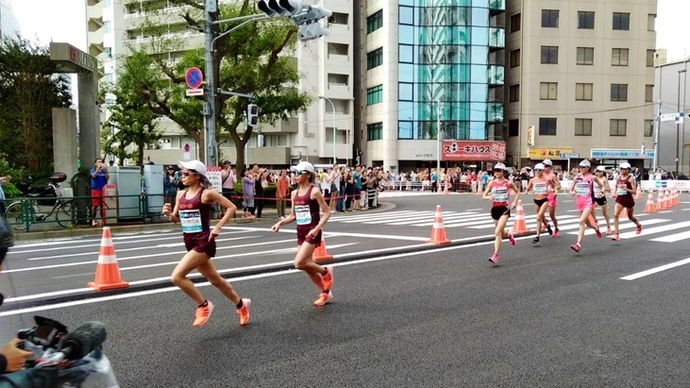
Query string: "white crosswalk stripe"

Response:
xmin=328 ymin=210 xmax=690 ymax=242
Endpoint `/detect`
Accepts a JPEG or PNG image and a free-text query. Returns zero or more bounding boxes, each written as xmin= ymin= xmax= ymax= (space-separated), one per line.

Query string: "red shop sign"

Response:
xmin=441 ymin=140 xmax=506 ymax=161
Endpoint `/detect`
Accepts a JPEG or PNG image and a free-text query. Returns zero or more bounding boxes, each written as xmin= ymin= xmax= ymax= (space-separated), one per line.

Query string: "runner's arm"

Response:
xmin=206 ymin=190 xmax=236 ymax=231
xmin=523 ymin=179 xmax=533 ymax=195
xmin=312 ymin=189 xmax=332 ymax=231
xmin=276 ymin=190 xmax=298 ymax=226
xmin=628 ymin=177 xmax=637 ymax=193
xmin=482 ymin=181 xmax=493 ymax=200
xmin=164 ymin=191 xmax=184 ymax=223
xmin=509 ymin=182 xmax=520 ymax=208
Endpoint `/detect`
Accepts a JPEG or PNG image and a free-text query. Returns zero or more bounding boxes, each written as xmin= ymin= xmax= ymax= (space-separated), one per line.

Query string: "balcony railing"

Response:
xmin=488 ymin=65 xmax=504 ymax=85
xmin=489 ymin=28 xmax=505 ymax=49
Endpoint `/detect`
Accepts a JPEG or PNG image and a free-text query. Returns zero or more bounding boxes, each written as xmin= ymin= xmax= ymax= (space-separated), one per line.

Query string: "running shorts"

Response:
xmin=491 ymin=205 xmax=511 ymax=221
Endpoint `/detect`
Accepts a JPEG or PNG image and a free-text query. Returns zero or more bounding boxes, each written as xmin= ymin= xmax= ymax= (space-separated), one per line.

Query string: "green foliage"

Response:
xmin=101 ymin=52 xmax=163 ymax=167
xmin=121 ymin=0 xmax=311 ymax=168
xmin=0 ymin=38 xmax=72 ymax=175
xmin=0 ymin=182 xmax=21 ymax=198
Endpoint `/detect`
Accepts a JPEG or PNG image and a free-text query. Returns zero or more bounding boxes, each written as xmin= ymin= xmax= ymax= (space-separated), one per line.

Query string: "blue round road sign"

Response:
xmin=185 ymin=67 xmax=203 ymax=89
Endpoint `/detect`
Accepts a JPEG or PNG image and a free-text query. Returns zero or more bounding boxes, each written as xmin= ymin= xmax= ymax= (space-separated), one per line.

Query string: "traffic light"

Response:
xmin=247 ymin=103 xmax=259 ymax=127
xmin=257 ymin=0 xmax=303 ymax=17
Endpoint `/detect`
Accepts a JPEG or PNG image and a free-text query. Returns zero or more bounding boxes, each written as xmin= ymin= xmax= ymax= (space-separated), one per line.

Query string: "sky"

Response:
xmin=7 ymin=0 xmax=690 ymax=63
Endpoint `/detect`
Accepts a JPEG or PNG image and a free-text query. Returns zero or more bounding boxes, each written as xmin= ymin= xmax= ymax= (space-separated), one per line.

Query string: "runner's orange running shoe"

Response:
xmin=193 ymin=301 xmax=214 ymax=327
xmin=314 ymin=291 xmax=333 ymax=306
xmin=321 ymin=266 xmax=334 ymax=291
xmin=636 ymin=224 xmax=642 ymax=235
xmin=236 ymin=298 xmax=251 ymax=326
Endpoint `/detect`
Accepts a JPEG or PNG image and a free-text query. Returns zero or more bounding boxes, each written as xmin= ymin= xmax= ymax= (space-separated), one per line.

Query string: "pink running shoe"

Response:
xmin=488 ymin=253 xmax=499 ymax=263
xmin=570 ymin=243 xmax=581 ymax=253
xmin=595 ymin=228 xmax=602 ymax=239
xmin=508 ymin=233 xmax=516 ymax=246
xmin=552 ymin=228 xmax=560 ymax=238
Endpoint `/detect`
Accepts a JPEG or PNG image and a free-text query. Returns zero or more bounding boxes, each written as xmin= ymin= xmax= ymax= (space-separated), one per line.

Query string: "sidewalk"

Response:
xmin=14 ymin=201 xmax=395 ymax=241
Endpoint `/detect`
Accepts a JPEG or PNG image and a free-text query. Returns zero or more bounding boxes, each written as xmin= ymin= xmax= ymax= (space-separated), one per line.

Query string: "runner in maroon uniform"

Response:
xmin=272 ymin=161 xmax=335 ymax=306
xmin=162 ymin=160 xmax=250 ymax=328
xmin=482 ymin=163 xmax=519 ymax=264
xmin=611 ymin=162 xmax=642 ymax=241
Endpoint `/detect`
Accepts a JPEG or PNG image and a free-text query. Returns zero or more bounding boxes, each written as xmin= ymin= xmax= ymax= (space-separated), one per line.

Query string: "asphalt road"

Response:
xmin=2 ymin=192 xmax=690 ymax=305
xmin=1 ymin=230 xmax=689 ymax=387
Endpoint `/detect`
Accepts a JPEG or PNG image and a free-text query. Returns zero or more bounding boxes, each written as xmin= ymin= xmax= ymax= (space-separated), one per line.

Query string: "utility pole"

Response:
xmin=436 ymin=98 xmax=441 ymax=175
xmin=204 ymin=0 xmax=218 ymax=166
xmin=654 ymin=98 xmax=661 ymax=171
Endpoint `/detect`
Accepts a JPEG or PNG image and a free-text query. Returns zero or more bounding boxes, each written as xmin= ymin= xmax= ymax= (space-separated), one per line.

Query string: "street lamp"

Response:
xmin=319 ymin=96 xmax=336 ymax=165
xmin=677 ymin=69 xmax=686 ymax=176
xmin=435 ymin=98 xmax=442 ymax=175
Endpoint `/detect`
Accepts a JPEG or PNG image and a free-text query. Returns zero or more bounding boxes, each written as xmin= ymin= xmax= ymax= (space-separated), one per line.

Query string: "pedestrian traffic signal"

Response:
xmin=257 ymin=0 xmax=332 ymax=42
xmin=247 ymin=104 xmax=259 ymax=127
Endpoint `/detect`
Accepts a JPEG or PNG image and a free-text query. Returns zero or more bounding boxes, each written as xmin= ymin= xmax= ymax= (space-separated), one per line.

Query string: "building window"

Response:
xmin=611 ymin=48 xmax=629 ymax=66
xmin=644 ymin=119 xmax=654 ymax=137
xmin=576 ymin=47 xmax=594 ymax=65
xmin=613 ymin=12 xmax=630 ymax=30
xmin=575 ymin=118 xmax=593 ymax=136
xmin=509 ymin=84 xmax=520 ymax=102
xmin=327 ymin=73 xmax=349 ymax=86
xmin=508 ymin=119 xmax=519 ymax=137
xmin=367 ymin=85 xmax=383 ymax=106
xmin=645 ymin=85 xmax=654 ymax=102
xmin=575 ymin=83 xmax=593 ymax=101
xmin=399 ymin=6 xmax=414 ymax=25
xmin=648 ymin=14 xmax=656 ymax=31
xmin=647 ymin=49 xmax=655 ymax=67
xmin=578 ymin=11 xmax=595 ymax=29
xmin=539 ymin=118 xmax=557 ymax=136
xmin=541 ymin=46 xmax=558 ymax=64
xmin=399 ymin=83 xmax=413 ymax=101
xmin=328 ymin=12 xmax=349 ymax=25
xmin=510 ymin=49 xmax=520 ymax=67
xmin=510 ymin=13 xmax=521 ymax=33
xmin=611 ymin=84 xmax=628 ymax=101
xmin=610 ymin=119 xmax=627 ymax=136
xmin=367 ymin=47 xmax=383 ymax=70
xmin=367 ymin=122 xmax=383 ymax=141
xmin=398 ymin=121 xmax=413 ymax=139
xmin=367 ymin=10 xmax=383 ymax=34
xmin=542 ymin=10 xmax=559 ymax=28
xmin=398 ymin=44 xmax=413 ymax=63
xmin=540 ymin=82 xmax=558 ymax=100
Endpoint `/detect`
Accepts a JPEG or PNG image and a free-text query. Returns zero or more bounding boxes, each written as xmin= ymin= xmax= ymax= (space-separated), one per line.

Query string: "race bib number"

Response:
xmin=593 ymin=183 xmax=602 ymax=196
xmin=295 ymin=205 xmax=312 ymax=225
xmin=616 ymin=184 xmax=627 ymax=196
xmin=492 ymin=188 xmax=508 ymax=202
xmin=179 ymin=210 xmax=203 ymax=233
xmin=534 ymin=183 xmax=547 ymax=195
xmin=575 ymin=182 xmax=590 ymax=196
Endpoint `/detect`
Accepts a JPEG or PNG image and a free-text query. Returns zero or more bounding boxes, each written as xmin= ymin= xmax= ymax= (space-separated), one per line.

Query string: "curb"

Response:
xmin=1 ymin=230 xmax=507 ymax=312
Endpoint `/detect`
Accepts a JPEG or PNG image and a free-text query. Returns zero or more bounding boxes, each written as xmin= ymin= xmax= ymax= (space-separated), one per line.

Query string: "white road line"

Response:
xmin=323 ymin=232 xmax=428 ymax=242
xmin=0 ymin=239 xmax=502 ymax=317
xmin=620 ymin=258 xmax=690 ymax=281
xmin=617 ymin=220 xmax=690 ymax=239
xmin=575 ymin=219 xmax=669 ymax=236
xmin=651 ymin=230 xmax=690 ymax=242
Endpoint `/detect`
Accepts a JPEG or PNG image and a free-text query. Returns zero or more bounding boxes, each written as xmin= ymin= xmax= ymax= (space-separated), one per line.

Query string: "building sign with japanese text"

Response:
xmin=527 ymin=148 xmax=573 ymax=159
xmin=442 ymin=141 xmax=506 ymax=161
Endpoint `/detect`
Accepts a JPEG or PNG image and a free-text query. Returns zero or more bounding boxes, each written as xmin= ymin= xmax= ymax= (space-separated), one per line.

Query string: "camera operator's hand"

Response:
xmin=1 ymin=338 xmax=32 ymax=372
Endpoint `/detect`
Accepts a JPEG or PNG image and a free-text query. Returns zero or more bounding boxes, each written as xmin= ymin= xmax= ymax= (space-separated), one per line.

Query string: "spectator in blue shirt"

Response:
xmin=90 ymin=158 xmax=110 ymax=227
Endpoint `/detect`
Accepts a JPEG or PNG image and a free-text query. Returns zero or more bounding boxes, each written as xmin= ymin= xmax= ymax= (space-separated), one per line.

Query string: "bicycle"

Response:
xmin=4 ymin=172 xmax=78 ymax=231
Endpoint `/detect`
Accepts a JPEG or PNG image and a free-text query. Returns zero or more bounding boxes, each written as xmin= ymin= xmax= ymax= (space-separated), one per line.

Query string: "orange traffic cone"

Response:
xmin=427 ymin=205 xmax=451 ymax=245
xmin=88 ymin=227 xmax=128 ymax=291
xmin=510 ymin=200 xmax=530 ymax=234
xmin=634 ymin=186 xmax=643 ymax=199
xmin=656 ymin=191 xmax=664 ymax=211
xmin=443 ymin=182 xmax=449 ymax=195
xmin=643 ymin=192 xmax=656 ymax=213
xmin=662 ymin=190 xmax=670 ymax=209
xmin=672 ymin=189 xmax=679 ymax=206
xmin=313 ymin=236 xmax=334 ymax=262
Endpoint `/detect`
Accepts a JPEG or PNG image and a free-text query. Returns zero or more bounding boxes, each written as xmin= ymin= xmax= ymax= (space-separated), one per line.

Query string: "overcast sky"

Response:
xmin=9 ymin=0 xmax=690 ymax=61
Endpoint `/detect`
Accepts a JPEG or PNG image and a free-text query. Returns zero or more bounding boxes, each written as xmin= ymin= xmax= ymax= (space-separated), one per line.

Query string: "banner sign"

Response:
xmin=441 ymin=141 xmax=506 ymax=161
xmin=206 ymin=166 xmax=222 ymax=192
xmin=590 ymin=149 xmax=655 ymax=159
xmin=528 ymin=148 xmax=573 ymax=159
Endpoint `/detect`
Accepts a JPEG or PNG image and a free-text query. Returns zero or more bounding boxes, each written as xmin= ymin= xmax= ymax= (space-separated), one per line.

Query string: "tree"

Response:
xmin=0 ymin=37 xmax=72 ymax=175
xmin=122 ymin=0 xmax=311 ymax=169
xmin=101 ymin=52 xmax=162 ymax=167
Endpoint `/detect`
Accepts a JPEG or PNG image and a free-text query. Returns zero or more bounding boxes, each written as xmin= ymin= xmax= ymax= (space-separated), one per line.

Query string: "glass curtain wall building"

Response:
xmin=360 ymin=0 xmax=505 ymax=171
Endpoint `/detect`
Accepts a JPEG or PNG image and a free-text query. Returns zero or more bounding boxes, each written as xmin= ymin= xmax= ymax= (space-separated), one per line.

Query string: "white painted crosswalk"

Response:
xmin=329 ymin=210 xmax=690 ymax=243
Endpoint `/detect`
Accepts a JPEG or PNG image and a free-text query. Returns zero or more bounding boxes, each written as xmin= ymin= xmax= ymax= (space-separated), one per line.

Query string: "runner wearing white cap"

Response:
xmin=542 ymin=159 xmax=562 ymax=237
xmin=272 ymin=161 xmax=335 ymax=306
xmin=482 ymin=163 xmax=519 ymax=264
xmin=162 ymin=160 xmax=251 ymax=327
xmin=568 ymin=159 xmax=602 ymax=253
xmin=592 ymin=165 xmax=612 ymax=235
xmin=611 ymin=163 xmax=642 ymax=241
xmin=522 ymin=163 xmax=558 ymax=244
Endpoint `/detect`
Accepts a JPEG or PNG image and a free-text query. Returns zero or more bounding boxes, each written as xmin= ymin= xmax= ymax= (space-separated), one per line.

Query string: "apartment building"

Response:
xmin=357 ymin=0 xmax=506 ymax=173
xmin=86 ymin=0 xmax=355 ymax=167
xmin=504 ymin=0 xmax=657 ymax=171
xmin=0 ymin=0 xmax=20 ymax=41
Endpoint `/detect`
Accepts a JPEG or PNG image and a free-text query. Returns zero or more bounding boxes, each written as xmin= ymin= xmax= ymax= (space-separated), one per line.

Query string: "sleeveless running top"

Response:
xmin=178 ymin=188 xmax=212 ymax=234
xmin=544 ymin=171 xmax=556 ymax=194
xmin=593 ymin=176 xmax=606 ymax=197
xmin=573 ymin=173 xmax=594 ymax=198
xmin=293 ymin=185 xmax=320 ymax=227
xmin=532 ymin=176 xmax=549 ymax=197
xmin=615 ymin=176 xmax=633 ymax=196
xmin=491 ymin=179 xmax=509 ymax=207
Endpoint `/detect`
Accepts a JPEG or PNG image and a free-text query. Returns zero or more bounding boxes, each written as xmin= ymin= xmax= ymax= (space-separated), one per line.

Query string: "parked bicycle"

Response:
xmin=4 ymin=172 xmax=78 ymax=231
